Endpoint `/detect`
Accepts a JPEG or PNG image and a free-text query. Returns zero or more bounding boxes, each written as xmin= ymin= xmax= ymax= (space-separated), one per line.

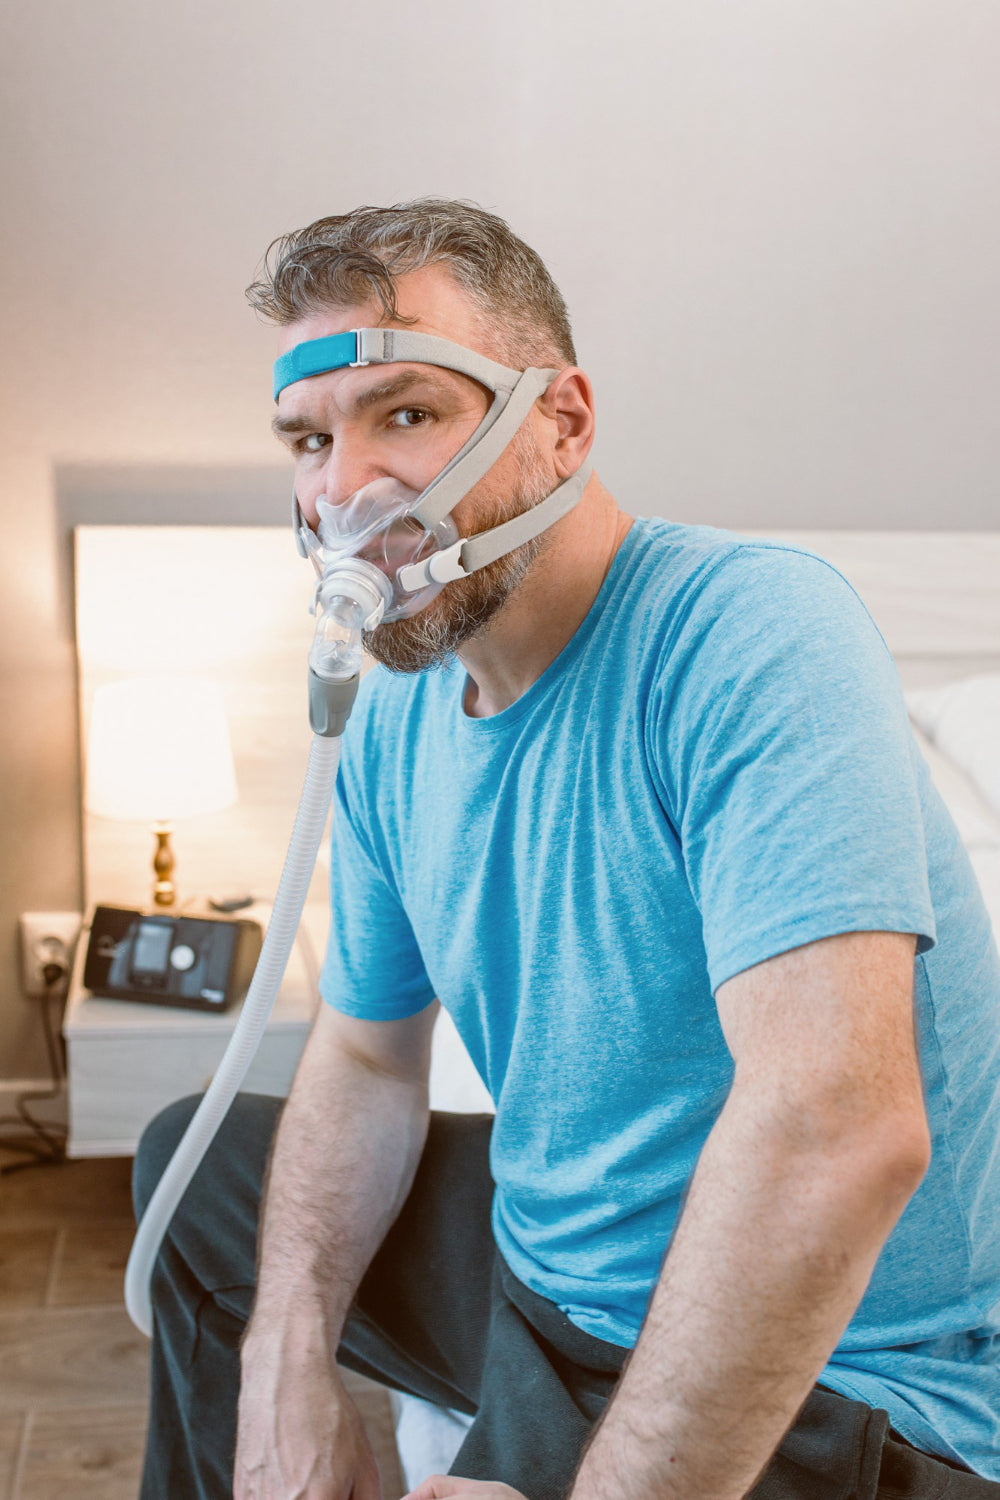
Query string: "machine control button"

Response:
xmin=170 ymin=943 xmax=197 ymax=972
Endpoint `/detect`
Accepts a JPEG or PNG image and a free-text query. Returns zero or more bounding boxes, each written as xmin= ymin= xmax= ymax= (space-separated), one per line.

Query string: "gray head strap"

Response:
xmin=290 ymin=326 xmax=590 ymax=580
xmin=412 ymin=367 xmax=555 ymax=529
xmin=397 ymin=464 xmax=592 ymax=589
xmin=356 ymin=330 xmax=559 ymax=531
xmin=354 ymin=328 xmax=522 ymax=392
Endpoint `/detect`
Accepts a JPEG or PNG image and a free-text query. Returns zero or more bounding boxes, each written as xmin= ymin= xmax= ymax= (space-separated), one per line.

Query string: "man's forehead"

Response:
xmin=276 ymin=305 xmax=374 ymax=355
xmin=276 ymin=263 xmax=491 ymax=359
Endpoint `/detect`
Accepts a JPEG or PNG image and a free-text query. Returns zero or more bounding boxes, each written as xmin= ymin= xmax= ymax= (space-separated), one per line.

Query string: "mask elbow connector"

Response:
xmin=310 ymin=557 xmax=391 ymax=680
xmin=308 ymin=668 xmax=359 ymax=737
xmin=307 ymin=557 xmax=392 ymax=736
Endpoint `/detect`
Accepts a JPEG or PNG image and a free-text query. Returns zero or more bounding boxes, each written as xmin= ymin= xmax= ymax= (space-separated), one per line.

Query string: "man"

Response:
xmin=135 ymin=199 xmax=1000 ymax=1499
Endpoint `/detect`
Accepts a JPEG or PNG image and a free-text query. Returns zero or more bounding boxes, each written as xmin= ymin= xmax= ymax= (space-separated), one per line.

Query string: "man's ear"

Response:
xmin=537 ymin=367 xmax=596 ymax=478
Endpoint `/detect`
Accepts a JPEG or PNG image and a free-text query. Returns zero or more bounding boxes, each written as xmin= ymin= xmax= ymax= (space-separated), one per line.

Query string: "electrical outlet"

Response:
xmin=19 ymin=911 xmax=83 ymax=999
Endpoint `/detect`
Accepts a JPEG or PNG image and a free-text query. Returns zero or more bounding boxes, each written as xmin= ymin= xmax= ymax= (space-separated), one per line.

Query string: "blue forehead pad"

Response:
xmin=273 ymin=331 xmax=363 ymax=401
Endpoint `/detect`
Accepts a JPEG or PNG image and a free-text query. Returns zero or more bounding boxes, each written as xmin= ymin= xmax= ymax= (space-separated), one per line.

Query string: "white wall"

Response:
xmin=1 ymin=0 xmax=997 ymax=1077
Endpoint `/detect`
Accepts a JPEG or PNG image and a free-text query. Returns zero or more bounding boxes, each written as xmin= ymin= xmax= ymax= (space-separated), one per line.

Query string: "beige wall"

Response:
xmin=1 ymin=0 xmax=997 ymax=1078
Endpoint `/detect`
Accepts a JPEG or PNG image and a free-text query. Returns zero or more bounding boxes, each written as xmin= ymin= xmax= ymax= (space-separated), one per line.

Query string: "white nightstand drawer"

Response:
xmin=64 ymin=905 xmax=323 ymax=1156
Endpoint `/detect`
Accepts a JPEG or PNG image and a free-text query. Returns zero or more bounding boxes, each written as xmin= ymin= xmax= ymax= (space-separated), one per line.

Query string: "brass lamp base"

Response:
xmin=151 ymin=822 xmax=176 ymax=907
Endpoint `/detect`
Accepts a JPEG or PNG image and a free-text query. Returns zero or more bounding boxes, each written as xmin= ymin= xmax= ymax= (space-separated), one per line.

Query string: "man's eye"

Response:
xmin=390 ymin=408 xmax=430 ymax=429
xmin=301 ymin=433 xmax=330 ymax=452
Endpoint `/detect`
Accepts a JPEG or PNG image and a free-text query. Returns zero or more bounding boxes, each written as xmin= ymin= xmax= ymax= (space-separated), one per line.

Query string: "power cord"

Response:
xmin=0 ymin=958 xmax=70 ymax=1176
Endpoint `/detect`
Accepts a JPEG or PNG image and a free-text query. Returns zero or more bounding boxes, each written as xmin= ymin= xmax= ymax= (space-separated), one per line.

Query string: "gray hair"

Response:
xmin=246 ymin=198 xmax=577 ymax=370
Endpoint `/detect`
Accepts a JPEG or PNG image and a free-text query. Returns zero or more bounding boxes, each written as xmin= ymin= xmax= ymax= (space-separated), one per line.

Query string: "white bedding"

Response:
xmin=909 ymin=725 xmax=1000 ymax=852
xmin=907 ymin=675 xmax=1000 ymax=940
xmin=908 ymin=674 xmax=1000 ymax=821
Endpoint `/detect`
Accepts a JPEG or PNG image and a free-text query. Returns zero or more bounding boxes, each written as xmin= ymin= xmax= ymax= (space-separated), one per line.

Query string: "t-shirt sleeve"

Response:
xmin=649 ymin=545 xmax=936 ymax=993
xmin=319 ymin=737 xmax=436 ymax=1021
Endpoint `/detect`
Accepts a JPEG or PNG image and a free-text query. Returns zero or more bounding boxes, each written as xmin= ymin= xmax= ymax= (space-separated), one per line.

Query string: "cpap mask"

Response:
xmin=273 ymin=328 xmax=591 ymax=723
xmin=300 ymin=477 xmax=460 ymax=626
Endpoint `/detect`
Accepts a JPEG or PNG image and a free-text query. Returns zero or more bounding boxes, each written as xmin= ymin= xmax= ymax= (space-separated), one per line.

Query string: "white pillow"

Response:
xmin=909 ymin=723 xmax=1000 ymax=851
xmin=429 ymin=1006 xmax=495 ymax=1114
xmin=391 ymin=1393 xmax=472 ymax=1491
xmin=907 ymin=675 xmax=1000 ymax=824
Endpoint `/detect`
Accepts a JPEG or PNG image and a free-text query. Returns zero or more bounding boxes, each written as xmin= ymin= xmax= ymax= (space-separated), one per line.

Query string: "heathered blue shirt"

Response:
xmin=320 ymin=518 xmax=1000 ymax=1477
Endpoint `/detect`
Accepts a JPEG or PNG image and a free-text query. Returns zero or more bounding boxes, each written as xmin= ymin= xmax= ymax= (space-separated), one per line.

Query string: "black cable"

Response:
xmin=0 ymin=971 xmax=69 ymax=1176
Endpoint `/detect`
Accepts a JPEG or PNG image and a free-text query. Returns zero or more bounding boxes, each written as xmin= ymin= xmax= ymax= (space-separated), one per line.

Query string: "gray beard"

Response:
xmin=363 ymin=448 xmax=552 ymax=675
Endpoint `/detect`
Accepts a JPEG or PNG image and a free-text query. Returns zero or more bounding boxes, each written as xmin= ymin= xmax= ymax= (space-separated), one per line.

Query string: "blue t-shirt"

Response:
xmin=320 ymin=518 xmax=1000 ymax=1476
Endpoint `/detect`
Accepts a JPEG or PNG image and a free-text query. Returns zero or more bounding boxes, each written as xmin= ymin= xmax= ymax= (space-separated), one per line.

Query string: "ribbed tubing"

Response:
xmin=124 ymin=733 xmax=342 ymax=1336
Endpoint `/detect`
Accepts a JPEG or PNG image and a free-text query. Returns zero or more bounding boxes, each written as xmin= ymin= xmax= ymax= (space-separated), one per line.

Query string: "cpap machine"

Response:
xmin=124 ymin=328 xmax=591 ymax=1333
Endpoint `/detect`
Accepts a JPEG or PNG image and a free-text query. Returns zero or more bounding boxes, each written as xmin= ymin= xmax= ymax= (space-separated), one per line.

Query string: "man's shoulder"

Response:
xmin=631 ymin=516 xmax=845 ymax=580
xmin=625 ymin=520 xmax=899 ymax=755
xmin=624 ymin=518 xmax=867 ymax=637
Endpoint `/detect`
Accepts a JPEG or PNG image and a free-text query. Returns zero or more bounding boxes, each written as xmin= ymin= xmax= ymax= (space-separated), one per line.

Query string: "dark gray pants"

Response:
xmin=133 ymin=1093 xmax=998 ymax=1500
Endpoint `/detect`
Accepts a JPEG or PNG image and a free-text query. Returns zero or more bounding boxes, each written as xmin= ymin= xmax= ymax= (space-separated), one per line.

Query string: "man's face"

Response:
xmin=272 ymin=264 xmax=555 ymax=672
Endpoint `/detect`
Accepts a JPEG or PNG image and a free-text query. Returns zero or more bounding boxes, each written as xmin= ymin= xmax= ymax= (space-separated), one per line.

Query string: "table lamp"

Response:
xmin=85 ymin=676 xmax=238 ymax=907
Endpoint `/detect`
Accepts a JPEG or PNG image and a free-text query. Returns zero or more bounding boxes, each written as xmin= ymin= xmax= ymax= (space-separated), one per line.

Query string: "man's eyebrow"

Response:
xmin=352 ymin=370 xmax=440 ymax=412
xmin=270 ymin=369 xmax=449 ymax=436
xmin=271 ymin=413 xmax=318 ymax=436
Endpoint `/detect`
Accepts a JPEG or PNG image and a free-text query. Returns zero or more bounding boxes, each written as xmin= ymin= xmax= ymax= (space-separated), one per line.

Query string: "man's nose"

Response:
xmin=302 ymin=441 xmax=385 ymax=522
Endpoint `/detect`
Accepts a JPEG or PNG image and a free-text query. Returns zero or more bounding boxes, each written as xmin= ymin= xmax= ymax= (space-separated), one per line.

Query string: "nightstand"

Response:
xmin=63 ymin=903 xmax=327 ymax=1157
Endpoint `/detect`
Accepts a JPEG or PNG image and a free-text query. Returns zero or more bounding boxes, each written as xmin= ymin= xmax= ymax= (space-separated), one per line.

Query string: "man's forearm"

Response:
xmin=246 ymin=1025 xmax=430 ymax=1349
xmin=234 ymin=1009 xmax=432 ymax=1499
xmin=571 ymin=1081 xmax=928 ymax=1500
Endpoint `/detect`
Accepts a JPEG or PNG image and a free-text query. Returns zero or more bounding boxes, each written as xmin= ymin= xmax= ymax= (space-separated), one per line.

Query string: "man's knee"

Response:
xmin=132 ymin=1091 xmax=283 ymax=1227
xmin=133 ymin=1093 xmax=203 ymax=1220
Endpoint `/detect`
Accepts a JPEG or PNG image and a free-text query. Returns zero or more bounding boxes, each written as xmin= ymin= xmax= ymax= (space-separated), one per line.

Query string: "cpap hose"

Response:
xmin=124 ymin=578 xmax=379 ymax=1336
xmin=124 ymin=732 xmax=342 ymax=1334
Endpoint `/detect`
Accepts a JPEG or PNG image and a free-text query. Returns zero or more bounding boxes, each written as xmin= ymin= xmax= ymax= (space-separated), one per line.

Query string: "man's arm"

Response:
xmin=235 ymin=997 xmax=439 ymax=1500
xmin=570 ymin=929 xmax=930 ymax=1500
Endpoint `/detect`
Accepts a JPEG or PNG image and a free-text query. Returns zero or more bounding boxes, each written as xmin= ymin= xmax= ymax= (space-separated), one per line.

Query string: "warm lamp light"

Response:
xmin=85 ymin=676 xmax=238 ymax=907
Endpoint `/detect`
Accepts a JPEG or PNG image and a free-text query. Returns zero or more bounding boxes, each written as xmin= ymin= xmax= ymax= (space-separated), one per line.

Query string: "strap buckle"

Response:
xmin=349 ymin=329 xmax=371 ymax=369
xmin=397 ymin=540 xmax=468 ymax=593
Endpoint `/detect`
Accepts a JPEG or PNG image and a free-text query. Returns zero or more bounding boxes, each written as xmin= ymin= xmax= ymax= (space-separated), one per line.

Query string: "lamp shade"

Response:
xmin=86 ymin=676 xmax=238 ymax=823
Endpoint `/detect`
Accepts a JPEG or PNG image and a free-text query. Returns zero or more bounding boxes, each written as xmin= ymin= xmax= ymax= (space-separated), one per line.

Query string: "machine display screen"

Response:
xmin=131 ymin=921 xmax=173 ymax=976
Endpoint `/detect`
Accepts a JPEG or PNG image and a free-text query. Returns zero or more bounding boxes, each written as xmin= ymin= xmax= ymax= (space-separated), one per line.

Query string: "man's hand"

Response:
xmin=403 ymin=1479 xmax=526 ymax=1500
xmin=235 ymin=1003 xmax=437 ymax=1498
xmin=235 ymin=1336 xmax=381 ymax=1500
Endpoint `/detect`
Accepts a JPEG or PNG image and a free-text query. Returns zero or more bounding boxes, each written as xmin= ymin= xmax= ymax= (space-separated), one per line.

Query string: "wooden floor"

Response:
xmin=0 ymin=1144 xmax=405 ymax=1499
